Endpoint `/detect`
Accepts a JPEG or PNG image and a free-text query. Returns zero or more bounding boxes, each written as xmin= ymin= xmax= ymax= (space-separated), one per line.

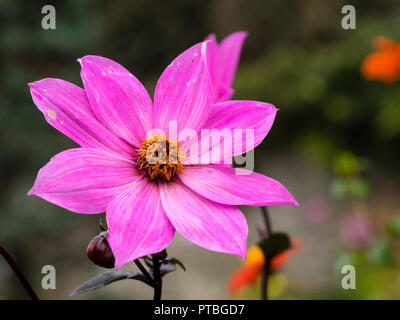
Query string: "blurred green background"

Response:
xmin=2 ymin=0 xmax=400 ymax=299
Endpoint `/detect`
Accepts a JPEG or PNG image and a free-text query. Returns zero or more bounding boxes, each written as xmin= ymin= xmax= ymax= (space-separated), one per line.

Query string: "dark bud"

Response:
xmin=87 ymin=231 xmax=115 ymax=268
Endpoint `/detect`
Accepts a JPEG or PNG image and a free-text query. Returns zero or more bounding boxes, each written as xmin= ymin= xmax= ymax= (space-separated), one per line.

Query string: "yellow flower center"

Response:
xmin=136 ymin=135 xmax=183 ymax=181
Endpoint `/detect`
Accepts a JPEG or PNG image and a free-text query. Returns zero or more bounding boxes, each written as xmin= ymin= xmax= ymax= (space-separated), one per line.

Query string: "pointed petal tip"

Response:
xmin=77 ymin=55 xmax=96 ymax=62
xmin=287 ymin=191 xmax=300 ymax=207
xmin=238 ymin=247 xmax=247 ymax=261
xmin=111 ymin=250 xmax=153 ymax=270
xmin=28 ymin=81 xmax=43 ymax=89
xmin=286 ymin=194 xmax=299 ymax=207
xmin=265 ymin=102 xmax=277 ymax=110
xmin=77 ymin=57 xmax=89 ymax=68
xmin=77 ymin=55 xmax=92 ymax=64
xmin=233 ymin=30 xmax=249 ymax=39
xmin=77 ymin=56 xmax=94 ymax=67
xmin=205 ymin=33 xmax=217 ymax=42
xmin=227 ymin=239 xmax=247 ymax=261
xmin=112 ymin=251 xmax=145 ymax=269
xmin=109 ymin=245 xmax=139 ymax=270
xmin=28 ymin=78 xmax=64 ymax=90
xmin=222 ymin=31 xmax=249 ymax=44
xmin=78 ymin=55 xmax=116 ymax=66
xmin=106 ymin=244 xmax=124 ymax=269
xmin=284 ymin=194 xmax=299 ymax=207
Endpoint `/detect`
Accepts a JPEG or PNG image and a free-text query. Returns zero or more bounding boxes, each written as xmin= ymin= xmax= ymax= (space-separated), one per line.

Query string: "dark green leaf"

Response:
xmin=258 ymin=232 xmax=291 ymax=258
xmin=143 ymin=256 xmax=186 ymax=272
xmin=163 ymin=257 xmax=186 ymax=271
xmin=142 ymin=255 xmax=186 ymax=278
xmin=69 ymin=270 xmax=151 ymax=296
xmin=159 ymin=263 xmax=176 ymax=277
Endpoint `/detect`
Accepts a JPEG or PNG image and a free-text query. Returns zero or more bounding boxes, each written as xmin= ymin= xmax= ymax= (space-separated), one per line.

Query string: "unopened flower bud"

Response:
xmin=87 ymin=231 xmax=115 ymax=268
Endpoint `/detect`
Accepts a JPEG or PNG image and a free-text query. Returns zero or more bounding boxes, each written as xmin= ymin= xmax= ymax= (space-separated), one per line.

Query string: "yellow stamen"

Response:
xmin=136 ymin=135 xmax=183 ymax=181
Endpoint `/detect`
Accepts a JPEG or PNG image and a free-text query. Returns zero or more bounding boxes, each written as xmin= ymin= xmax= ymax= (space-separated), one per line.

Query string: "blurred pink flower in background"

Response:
xmin=341 ymin=215 xmax=371 ymax=250
xmin=28 ymin=40 xmax=298 ymax=268
xmin=300 ymin=194 xmax=331 ymax=225
xmin=205 ymin=31 xmax=247 ymax=102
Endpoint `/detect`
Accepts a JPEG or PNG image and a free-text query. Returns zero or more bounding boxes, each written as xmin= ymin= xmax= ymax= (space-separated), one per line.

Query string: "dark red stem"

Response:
xmin=260 ymin=206 xmax=272 ymax=300
xmin=0 ymin=246 xmax=39 ymax=300
xmin=152 ymin=253 xmax=162 ymax=300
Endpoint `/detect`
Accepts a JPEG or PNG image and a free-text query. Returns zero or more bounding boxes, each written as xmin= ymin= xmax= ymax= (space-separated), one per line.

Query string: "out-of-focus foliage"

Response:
xmin=330 ymin=151 xmax=371 ymax=200
xmin=334 ymin=215 xmax=400 ymax=299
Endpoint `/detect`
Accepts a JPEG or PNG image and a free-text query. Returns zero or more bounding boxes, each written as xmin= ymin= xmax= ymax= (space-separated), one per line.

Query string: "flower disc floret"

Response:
xmin=136 ymin=135 xmax=183 ymax=181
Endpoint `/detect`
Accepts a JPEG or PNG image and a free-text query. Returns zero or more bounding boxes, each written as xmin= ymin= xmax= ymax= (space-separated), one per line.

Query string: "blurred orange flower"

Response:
xmin=228 ymin=239 xmax=301 ymax=294
xmin=361 ymin=36 xmax=400 ymax=84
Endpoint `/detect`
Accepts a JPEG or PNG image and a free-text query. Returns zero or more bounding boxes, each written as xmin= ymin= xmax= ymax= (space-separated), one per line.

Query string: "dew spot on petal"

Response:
xmin=47 ymin=109 xmax=56 ymax=120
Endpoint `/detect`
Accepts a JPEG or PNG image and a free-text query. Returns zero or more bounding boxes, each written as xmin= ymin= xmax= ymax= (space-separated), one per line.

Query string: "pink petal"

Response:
xmin=204 ymin=33 xmax=219 ymax=93
xmin=153 ymin=41 xmax=213 ymax=135
xmin=29 ymin=79 xmax=133 ymax=158
xmin=184 ymin=100 xmax=277 ymax=164
xmin=28 ymin=148 xmax=141 ymax=214
xmin=218 ymin=31 xmax=247 ymax=93
xmin=205 ymin=31 xmax=247 ymax=103
xmin=79 ymin=56 xmax=152 ymax=147
xmin=160 ymin=181 xmax=247 ymax=259
xmin=107 ymin=180 xmax=175 ymax=268
xmin=216 ymin=84 xmax=234 ymax=102
xmin=179 ymin=165 xmax=298 ymax=207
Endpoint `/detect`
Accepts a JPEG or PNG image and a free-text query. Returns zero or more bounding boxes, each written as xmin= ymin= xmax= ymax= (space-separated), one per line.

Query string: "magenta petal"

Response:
xmin=29 ymin=79 xmax=133 ymax=158
xmin=218 ymin=31 xmax=247 ymax=91
xmin=216 ymin=84 xmax=234 ymax=102
xmin=185 ymin=100 xmax=277 ymax=164
xmin=153 ymin=41 xmax=213 ymax=135
xmin=206 ymin=31 xmax=247 ymax=103
xmin=160 ymin=181 xmax=247 ymax=259
xmin=204 ymin=33 xmax=219 ymax=94
xmin=28 ymin=148 xmax=141 ymax=214
xmin=107 ymin=180 xmax=175 ymax=268
xmin=79 ymin=56 xmax=152 ymax=146
xmin=179 ymin=165 xmax=298 ymax=207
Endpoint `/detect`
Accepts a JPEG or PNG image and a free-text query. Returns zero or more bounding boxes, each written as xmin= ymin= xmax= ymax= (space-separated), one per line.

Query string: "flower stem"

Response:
xmin=260 ymin=206 xmax=272 ymax=300
xmin=152 ymin=253 xmax=162 ymax=300
xmin=261 ymin=206 xmax=272 ymax=236
xmin=0 ymin=246 xmax=39 ymax=300
xmin=134 ymin=259 xmax=155 ymax=287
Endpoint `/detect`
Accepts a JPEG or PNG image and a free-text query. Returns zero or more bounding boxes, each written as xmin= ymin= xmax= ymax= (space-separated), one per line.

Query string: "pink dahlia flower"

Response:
xmin=28 ymin=41 xmax=298 ymax=268
xmin=205 ymin=31 xmax=248 ymax=102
